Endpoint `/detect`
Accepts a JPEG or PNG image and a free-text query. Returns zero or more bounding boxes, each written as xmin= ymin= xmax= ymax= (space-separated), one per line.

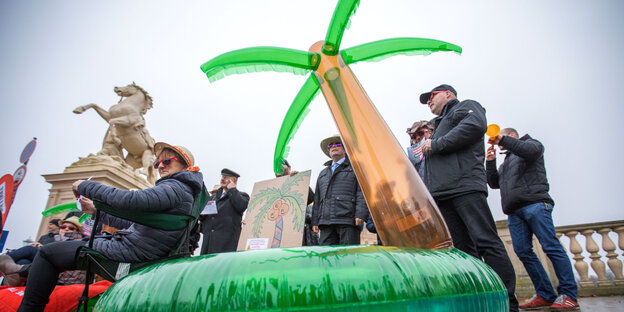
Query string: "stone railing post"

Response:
xmin=581 ymin=229 xmax=610 ymax=286
xmin=612 ymin=226 xmax=624 ymax=285
xmin=556 ymin=221 xmax=624 ymax=296
xmin=565 ymin=231 xmax=591 ymax=286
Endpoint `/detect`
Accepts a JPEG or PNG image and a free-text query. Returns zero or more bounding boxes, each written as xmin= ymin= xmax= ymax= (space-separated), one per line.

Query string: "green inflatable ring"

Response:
xmin=94 ymin=245 xmax=508 ymax=311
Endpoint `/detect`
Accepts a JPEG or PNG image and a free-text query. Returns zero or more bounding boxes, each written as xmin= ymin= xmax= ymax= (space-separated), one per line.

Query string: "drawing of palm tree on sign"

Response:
xmin=247 ymin=173 xmax=306 ymax=248
xmin=201 ymin=0 xmax=461 ymax=249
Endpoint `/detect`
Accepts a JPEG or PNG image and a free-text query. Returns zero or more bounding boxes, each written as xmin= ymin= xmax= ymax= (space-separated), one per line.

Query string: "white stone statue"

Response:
xmin=73 ymin=82 xmax=157 ymax=184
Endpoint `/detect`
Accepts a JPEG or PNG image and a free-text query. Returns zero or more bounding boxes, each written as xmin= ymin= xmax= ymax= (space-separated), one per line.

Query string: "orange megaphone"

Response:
xmin=486 ymin=124 xmax=500 ymax=138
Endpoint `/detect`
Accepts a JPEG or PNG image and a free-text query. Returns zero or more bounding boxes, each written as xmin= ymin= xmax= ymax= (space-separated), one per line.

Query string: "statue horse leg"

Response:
xmin=141 ymin=149 xmax=157 ymax=185
xmin=73 ymin=104 xmax=111 ymax=122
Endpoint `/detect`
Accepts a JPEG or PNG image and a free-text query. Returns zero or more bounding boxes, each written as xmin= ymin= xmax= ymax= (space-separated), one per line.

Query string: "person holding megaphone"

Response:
xmin=487 ymin=128 xmax=579 ymax=310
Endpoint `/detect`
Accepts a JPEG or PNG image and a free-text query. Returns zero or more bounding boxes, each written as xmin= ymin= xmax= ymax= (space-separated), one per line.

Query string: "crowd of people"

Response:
xmin=0 ymin=84 xmax=578 ymax=311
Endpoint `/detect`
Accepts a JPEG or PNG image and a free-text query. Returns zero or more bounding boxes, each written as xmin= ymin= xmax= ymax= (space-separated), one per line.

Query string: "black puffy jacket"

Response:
xmin=78 ymin=171 xmax=204 ymax=262
xmin=486 ymin=134 xmax=554 ymax=214
xmin=312 ymin=157 xmax=369 ymax=226
xmin=424 ymin=99 xmax=488 ymax=199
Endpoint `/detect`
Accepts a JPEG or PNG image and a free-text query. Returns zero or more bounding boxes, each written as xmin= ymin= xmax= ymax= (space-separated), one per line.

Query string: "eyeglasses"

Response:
xmin=429 ymin=90 xmax=446 ymax=101
xmin=60 ymin=225 xmax=77 ymax=231
xmin=328 ymin=142 xmax=343 ymax=148
xmin=153 ymin=157 xmax=180 ymax=169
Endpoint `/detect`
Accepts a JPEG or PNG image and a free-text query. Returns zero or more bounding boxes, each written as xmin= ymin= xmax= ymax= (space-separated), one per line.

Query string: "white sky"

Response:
xmin=1 ymin=0 xmax=623 ymax=251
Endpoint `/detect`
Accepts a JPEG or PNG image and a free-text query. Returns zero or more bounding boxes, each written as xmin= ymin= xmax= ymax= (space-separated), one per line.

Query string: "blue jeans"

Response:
xmin=508 ymin=202 xmax=577 ymax=302
xmin=8 ymin=245 xmax=39 ymax=265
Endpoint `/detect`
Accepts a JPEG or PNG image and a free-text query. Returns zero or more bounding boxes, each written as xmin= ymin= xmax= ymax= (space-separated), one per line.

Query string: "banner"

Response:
xmin=0 ymin=174 xmax=14 ymax=228
xmin=237 ymin=171 xmax=311 ymax=251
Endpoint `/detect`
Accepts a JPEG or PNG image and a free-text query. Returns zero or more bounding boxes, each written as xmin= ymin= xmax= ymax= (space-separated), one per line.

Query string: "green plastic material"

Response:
xmin=41 ymin=201 xmax=78 ymax=217
xmin=199 ymin=0 xmax=462 ymax=176
xmin=273 ymin=75 xmax=320 ymax=174
xmin=341 ymin=37 xmax=462 ymax=64
xmin=323 ymin=0 xmax=360 ymax=55
xmin=94 ymin=246 xmax=507 ymax=311
xmin=200 ymin=47 xmax=320 ymax=83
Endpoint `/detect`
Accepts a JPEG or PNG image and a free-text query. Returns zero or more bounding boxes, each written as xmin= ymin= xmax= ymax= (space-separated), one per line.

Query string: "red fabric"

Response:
xmin=0 ymin=281 xmax=112 ymax=312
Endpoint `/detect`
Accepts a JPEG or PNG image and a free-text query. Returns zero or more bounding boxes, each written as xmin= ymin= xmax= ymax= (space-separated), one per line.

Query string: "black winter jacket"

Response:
xmin=200 ymin=187 xmax=249 ymax=254
xmin=424 ymin=99 xmax=488 ymax=199
xmin=312 ymin=157 xmax=369 ymax=226
xmin=78 ymin=171 xmax=204 ymax=262
xmin=486 ymin=134 xmax=554 ymax=214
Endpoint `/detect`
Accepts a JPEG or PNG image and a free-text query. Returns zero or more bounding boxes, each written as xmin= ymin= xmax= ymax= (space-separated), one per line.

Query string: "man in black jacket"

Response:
xmin=312 ymin=135 xmax=368 ymax=245
xmin=420 ymin=84 xmax=518 ymax=312
xmin=200 ymin=168 xmax=250 ymax=255
xmin=487 ymin=128 xmax=578 ymax=310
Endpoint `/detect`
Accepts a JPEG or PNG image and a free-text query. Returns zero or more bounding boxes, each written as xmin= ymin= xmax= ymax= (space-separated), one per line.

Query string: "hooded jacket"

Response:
xmin=312 ymin=157 xmax=369 ymax=226
xmin=424 ymin=98 xmax=488 ymax=199
xmin=486 ymin=134 xmax=554 ymax=214
xmin=77 ymin=170 xmax=204 ymax=262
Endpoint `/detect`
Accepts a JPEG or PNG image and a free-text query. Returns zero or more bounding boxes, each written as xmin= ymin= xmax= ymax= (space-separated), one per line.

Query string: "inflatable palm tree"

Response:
xmin=201 ymin=0 xmax=461 ymax=249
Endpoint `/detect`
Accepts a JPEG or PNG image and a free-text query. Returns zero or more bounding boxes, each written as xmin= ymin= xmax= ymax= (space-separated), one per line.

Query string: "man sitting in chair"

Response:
xmin=17 ymin=142 xmax=204 ymax=312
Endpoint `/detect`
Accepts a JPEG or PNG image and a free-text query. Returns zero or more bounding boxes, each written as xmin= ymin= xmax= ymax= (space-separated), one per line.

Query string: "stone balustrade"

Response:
xmin=556 ymin=220 xmax=624 ymax=296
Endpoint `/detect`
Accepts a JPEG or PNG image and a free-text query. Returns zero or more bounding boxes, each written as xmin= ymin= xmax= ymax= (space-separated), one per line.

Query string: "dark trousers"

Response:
xmin=17 ymin=240 xmax=86 ymax=312
xmin=318 ymin=224 xmax=361 ymax=245
xmin=8 ymin=246 xmax=39 ymax=265
xmin=436 ymin=192 xmax=518 ymax=312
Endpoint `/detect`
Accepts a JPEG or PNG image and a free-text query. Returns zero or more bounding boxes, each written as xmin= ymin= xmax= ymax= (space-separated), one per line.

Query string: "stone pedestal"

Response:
xmin=36 ymin=154 xmax=152 ymax=240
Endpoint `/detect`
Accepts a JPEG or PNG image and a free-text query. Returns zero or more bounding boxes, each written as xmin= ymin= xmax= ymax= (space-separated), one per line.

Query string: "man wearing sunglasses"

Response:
xmin=406 ymin=120 xmax=433 ymax=179
xmin=419 ymin=84 xmax=518 ymax=312
xmin=311 ymin=135 xmax=369 ymax=246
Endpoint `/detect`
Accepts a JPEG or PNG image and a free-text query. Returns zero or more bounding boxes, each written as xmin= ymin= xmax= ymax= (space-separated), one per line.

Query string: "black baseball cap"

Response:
xmin=419 ymin=84 xmax=457 ymax=104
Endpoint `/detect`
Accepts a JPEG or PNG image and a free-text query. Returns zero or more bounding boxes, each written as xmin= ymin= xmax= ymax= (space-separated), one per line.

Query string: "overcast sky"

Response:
xmin=1 ymin=0 xmax=623 ymax=251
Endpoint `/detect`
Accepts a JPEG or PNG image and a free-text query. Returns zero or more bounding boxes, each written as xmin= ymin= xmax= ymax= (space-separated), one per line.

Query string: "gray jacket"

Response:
xmin=78 ymin=171 xmax=204 ymax=262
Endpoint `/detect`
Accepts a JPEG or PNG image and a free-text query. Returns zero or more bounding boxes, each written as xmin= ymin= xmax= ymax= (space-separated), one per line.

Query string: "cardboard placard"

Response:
xmin=237 ymin=170 xmax=311 ymax=251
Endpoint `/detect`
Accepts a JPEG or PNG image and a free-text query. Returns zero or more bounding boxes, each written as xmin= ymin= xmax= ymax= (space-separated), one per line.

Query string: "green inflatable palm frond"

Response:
xmin=200 ymin=47 xmax=320 ymax=83
xmin=273 ymin=75 xmax=320 ymax=174
xmin=341 ymin=37 xmax=462 ymax=65
xmin=323 ymin=0 xmax=360 ymax=55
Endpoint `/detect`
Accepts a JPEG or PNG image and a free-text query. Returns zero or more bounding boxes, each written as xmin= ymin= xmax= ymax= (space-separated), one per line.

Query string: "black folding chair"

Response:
xmin=74 ymin=184 xmax=209 ymax=311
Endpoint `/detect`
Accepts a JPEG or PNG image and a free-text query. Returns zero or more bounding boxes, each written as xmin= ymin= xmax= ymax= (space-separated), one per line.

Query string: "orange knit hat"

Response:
xmin=154 ymin=142 xmax=200 ymax=172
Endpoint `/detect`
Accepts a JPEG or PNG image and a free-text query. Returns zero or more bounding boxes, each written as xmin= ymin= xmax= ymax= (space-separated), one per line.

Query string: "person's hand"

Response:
xmin=29 ymin=242 xmax=42 ymax=248
xmin=241 ymin=220 xmax=247 ymax=225
xmin=79 ymin=197 xmax=96 ymax=215
xmin=312 ymin=225 xmax=319 ymax=233
xmin=225 ymin=177 xmax=237 ymax=190
xmin=486 ymin=145 xmax=497 ymax=161
xmin=72 ymin=180 xmax=85 ymax=198
xmin=289 ymin=170 xmax=299 ymax=177
xmin=422 ymin=139 xmax=432 ymax=155
xmin=488 ymin=134 xmax=503 ymax=145
xmin=355 ymin=218 xmax=364 ymax=227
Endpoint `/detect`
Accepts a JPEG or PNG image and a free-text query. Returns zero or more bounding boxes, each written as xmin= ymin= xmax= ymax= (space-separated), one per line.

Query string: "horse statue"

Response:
xmin=73 ymin=82 xmax=157 ymax=184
